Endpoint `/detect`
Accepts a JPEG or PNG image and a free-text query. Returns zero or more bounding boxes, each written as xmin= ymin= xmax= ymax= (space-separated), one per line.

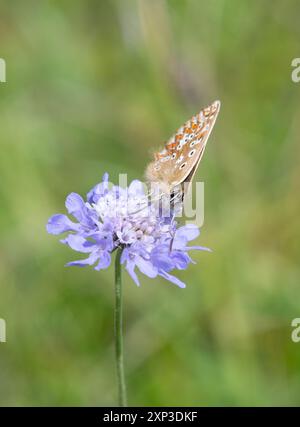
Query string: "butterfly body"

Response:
xmin=146 ymin=100 xmax=220 ymax=197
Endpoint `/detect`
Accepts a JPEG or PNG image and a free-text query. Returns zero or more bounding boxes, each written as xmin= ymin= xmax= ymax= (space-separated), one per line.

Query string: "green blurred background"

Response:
xmin=0 ymin=0 xmax=300 ymax=406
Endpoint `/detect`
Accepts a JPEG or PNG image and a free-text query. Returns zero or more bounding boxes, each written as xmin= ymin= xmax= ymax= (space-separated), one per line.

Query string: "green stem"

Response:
xmin=114 ymin=248 xmax=127 ymax=407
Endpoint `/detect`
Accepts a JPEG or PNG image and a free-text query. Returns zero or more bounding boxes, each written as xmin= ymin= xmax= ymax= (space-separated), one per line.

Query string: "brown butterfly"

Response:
xmin=146 ymin=100 xmax=220 ymax=200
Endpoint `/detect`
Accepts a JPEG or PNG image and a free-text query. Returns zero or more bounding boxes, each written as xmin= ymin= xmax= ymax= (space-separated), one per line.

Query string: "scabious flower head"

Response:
xmin=47 ymin=173 xmax=210 ymax=288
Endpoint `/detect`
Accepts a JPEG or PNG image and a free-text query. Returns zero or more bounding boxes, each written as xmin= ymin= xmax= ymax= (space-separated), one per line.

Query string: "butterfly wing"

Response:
xmin=146 ymin=100 xmax=220 ymax=192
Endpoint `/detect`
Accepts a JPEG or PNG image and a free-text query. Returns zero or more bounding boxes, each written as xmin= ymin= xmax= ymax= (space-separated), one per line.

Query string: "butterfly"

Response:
xmin=146 ymin=100 xmax=220 ymax=201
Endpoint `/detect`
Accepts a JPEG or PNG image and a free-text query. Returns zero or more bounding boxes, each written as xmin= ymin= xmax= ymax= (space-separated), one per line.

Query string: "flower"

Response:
xmin=47 ymin=173 xmax=210 ymax=288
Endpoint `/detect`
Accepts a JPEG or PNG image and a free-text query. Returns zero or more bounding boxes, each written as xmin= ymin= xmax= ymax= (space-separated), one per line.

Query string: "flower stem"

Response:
xmin=114 ymin=248 xmax=127 ymax=407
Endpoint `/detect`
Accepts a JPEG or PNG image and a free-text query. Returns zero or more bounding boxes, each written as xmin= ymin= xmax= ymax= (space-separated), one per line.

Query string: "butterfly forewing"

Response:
xmin=146 ymin=100 xmax=220 ymax=192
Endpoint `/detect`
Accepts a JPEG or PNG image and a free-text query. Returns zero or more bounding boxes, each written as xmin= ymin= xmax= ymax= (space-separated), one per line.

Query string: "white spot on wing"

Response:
xmin=193 ymin=137 xmax=203 ymax=145
xmin=160 ymin=155 xmax=170 ymax=163
xmin=176 ymin=155 xmax=184 ymax=164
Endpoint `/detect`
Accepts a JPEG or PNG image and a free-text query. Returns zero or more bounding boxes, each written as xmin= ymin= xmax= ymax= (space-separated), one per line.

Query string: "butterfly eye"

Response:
xmin=179 ymin=162 xmax=186 ymax=170
xmin=189 ymin=150 xmax=196 ymax=157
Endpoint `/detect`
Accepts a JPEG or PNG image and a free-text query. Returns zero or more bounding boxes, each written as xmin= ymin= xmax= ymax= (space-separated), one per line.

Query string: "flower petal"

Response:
xmin=87 ymin=173 xmax=109 ymax=203
xmin=151 ymin=245 xmax=174 ymax=271
xmin=94 ymin=251 xmax=111 ymax=270
xmin=159 ymin=270 xmax=186 ymax=288
xmin=116 ymin=229 xmax=137 ymax=245
xmin=125 ymin=260 xmax=140 ymax=286
xmin=135 ymin=256 xmax=158 ymax=278
xmin=46 ymin=214 xmax=79 ymax=235
xmin=176 ymin=224 xmax=200 ymax=241
xmin=184 ymin=246 xmax=212 ymax=252
xmin=62 ymin=234 xmax=95 ymax=253
xmin=171 ymin=251 xmax=190 ymax=270
xmin=65 ymin=193 xmax=86 ymax=221
xmin=66 ymin=250 xmax=100 ymax=267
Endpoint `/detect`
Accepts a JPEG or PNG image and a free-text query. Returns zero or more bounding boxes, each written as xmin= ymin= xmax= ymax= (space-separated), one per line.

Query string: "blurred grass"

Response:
xmin=0 ymin=0 xmax=300 ymax=406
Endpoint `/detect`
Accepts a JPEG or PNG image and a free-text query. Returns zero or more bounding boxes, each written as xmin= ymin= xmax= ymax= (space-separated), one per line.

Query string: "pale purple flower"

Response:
xmin=47 ymin=173 xmax=210 ymax=288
